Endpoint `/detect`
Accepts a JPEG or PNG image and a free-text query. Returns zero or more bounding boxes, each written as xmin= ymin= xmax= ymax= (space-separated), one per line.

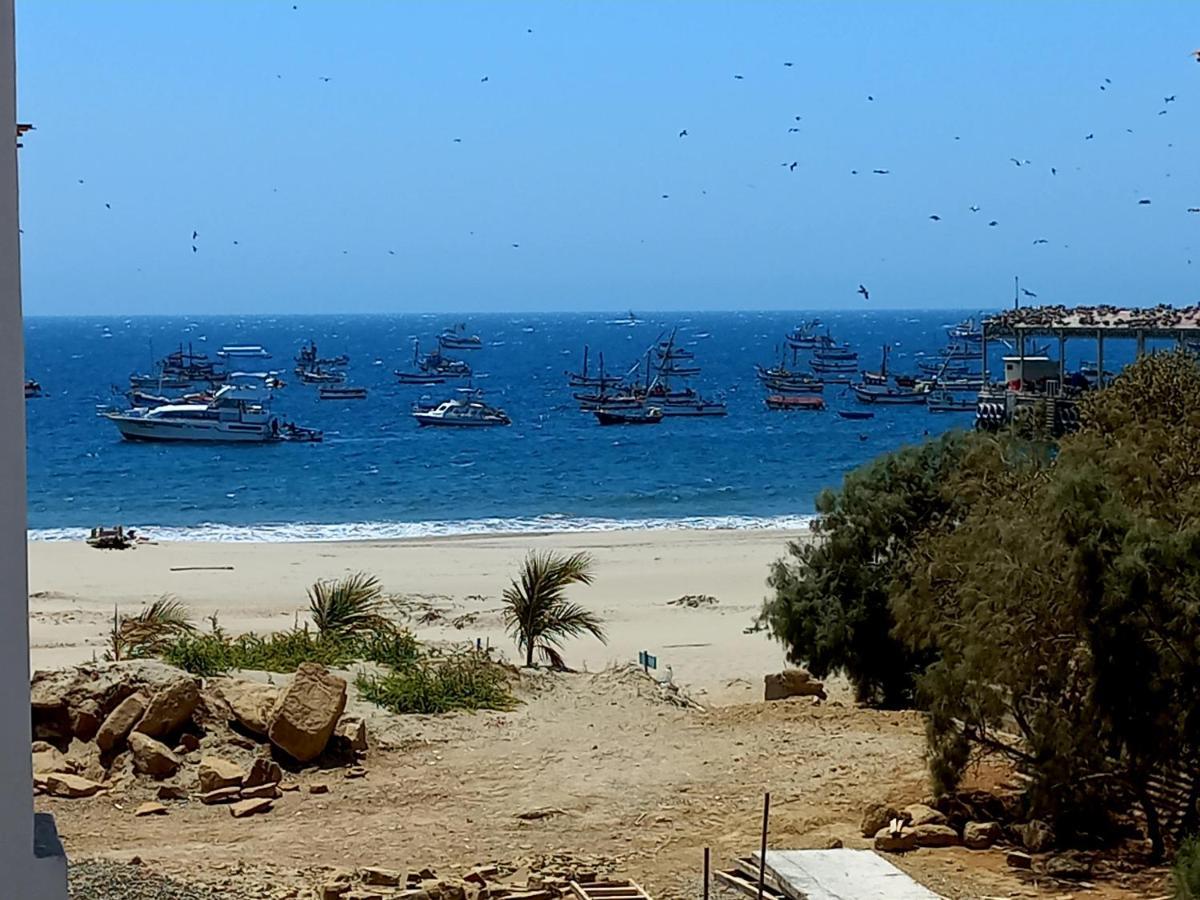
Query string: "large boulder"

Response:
xmin=44 ymin=772 xmax=105 ymax=799
xmin=1019 ymin=819 xmax=1055 ymax=853
xmin=213 ymin=679 xmax=279 ymax=737
xmin=763 ymin=669 xmax=827 ymax=702
xmin=911 ymin=823 xmax=960 ymax=847
xmin=128 ymin=733 xmax=181 ymax=778
xmin=95 ymin=693 xmax=147 ymax=753
xmin=902 ymin=803 xmax=948 ymax=827
xmin=873 ymin=825 xmax=918 ymax=853
xmin=31 ymin=660 xmax=190 ymax=742
xmin=32 ymin=745 xmax=72 ymax=776
xmin=963 ymin=820 xmax=1002 ymax=850
xmin=267 ymin=663 xmax=347 ymax=763
xmin=69 ymin=700 xmax=103 ymax=742
xmin=133 ymin=676 xmax=200 ymax=739
xmin=860 ymin=802 xmax=900 ymax=838
xmin=197 ymin=756 xmax=244 ymax=793
xmin=244 ymin=757 xmax=283 ymax=789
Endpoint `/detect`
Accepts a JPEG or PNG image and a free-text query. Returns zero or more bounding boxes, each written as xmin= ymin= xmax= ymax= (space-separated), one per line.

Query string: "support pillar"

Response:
xmin=1097 ymin=331 xmax=1105 ymax=389
xmin=1058 ymin=332 xmax=1065 ymax=388
xmin=0 ymin=0 xmax=68 ymax=894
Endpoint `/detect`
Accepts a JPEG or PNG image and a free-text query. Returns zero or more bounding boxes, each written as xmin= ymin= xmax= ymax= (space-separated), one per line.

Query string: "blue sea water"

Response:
xmin=22 ymin=309 xmax=1078 ymax=540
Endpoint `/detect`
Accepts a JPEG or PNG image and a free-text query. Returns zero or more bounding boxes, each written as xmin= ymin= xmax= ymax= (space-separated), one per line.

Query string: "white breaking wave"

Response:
xmin=29 ymin=514 xmax=815 ymax=543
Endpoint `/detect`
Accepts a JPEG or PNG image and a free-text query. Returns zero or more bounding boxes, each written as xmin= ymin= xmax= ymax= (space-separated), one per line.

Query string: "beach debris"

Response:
xmin=963 ymin=820 xmax=1002 ymax=849
xmin=667 ymin=594 xmax=718 ymax=608
xmin=127 ymin=732 xmax=182 ymax=778
xmin=763 ymin=668 xmax=827 ymax=702
xmin=86 ymin=525 xmax=136 ymax=550
xmin=266 ymin=662 xmax=348 ymax=763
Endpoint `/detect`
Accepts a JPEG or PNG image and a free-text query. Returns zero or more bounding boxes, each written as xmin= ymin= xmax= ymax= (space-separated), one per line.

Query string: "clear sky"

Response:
xmin=13 ymin=1 xmax=1200 ymax=315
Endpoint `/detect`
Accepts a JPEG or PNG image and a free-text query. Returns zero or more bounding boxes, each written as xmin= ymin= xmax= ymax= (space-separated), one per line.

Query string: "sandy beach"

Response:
xmin=28 ymin=527 xmax=810 ymax=702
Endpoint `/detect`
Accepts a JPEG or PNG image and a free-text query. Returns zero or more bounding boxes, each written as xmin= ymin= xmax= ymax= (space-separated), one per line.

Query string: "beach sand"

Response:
xmin=28 ymin=527 xmax=810 ymax=702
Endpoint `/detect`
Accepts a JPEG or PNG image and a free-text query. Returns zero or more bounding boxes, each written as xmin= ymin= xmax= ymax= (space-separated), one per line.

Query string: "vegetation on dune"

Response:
xmin=355 ymin=650 xmax=515 ymax=715
xmin=501 ymin=550 xmax=605 ymax=668
xmin=106 ymin=596 xmax=195 ymax=661
xmin=307 ymin=572 xmax=389 ymax=638
xmin=764 ymin=351 xmax=1200 ymax=858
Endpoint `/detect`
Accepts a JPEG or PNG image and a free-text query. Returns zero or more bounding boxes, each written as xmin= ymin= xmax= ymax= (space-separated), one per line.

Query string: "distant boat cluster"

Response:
xmin=395 ymin=324 xmax=512 ymax=427
xmin=565 ymin=326 xmax=727 ymax=426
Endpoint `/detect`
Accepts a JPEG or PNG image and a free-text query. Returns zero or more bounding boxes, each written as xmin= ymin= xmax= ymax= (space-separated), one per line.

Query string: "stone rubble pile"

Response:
xmin=31 ymin=659 xmax=368 ymax=817
xmin=316 ymin=856 xmax=617 ymax=900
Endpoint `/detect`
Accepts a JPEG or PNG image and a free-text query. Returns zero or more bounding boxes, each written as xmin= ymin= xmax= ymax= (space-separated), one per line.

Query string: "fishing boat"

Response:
xmin=754 ymin=364 xmax=824 ymax=392
xmin=24 ymin=379 xmax=42 ymax=398
xmin=130 ymin=343 xmax=228 ymax=390
xmin=395 ymin=371 xmax=447 ymax=385
xmin=658 ymin=398 xmax=727 ymax=417
xmin=764 ymin=394 xmax=824 ymax=411
xmin=217 ymin=344 xmax=271 ymax=359
xmin=926 ymin=390 xmax=977 ymax=412
xmin=917 ymin=359 xmax=969 ymax=376
xmin=104 ymin=382 xmax=300 ymax=443
xmin=412 ymin=395 xmax=511 ymax=427
xmin=930 ymin=375 xmax=984 ymax=391
xmin=438 ymin=323 xmax=483 ymax=350
xmin=947 ymin=317 xmax=983 ymax=344
xmin=852 ymin=383 xmax=929 ymax=405
xmin=566 ymin=346 xmax=629 ymax=390
xmin=319 ymin=386 xmax=368 ymax=400
xmin=396 ymin=341 xmax=472 ymax=383
xmin=893 ymin=374 xmax=918 ymax=388
xmin=295 ymin=340 xmax=348 ymax=371
xmin=785 ymin=320 xmax=824 ymax=350
xmin=836 ymin=409 xmax=875 ymax=420
xmin=608 ymin=310 xmax=641 ymax=326
xmin=861 ymin=346 xmax=891 ymax=386
xmin=814 ymin=372 xmax=854 ymax=385
xmin=810 ymin=357 xmax=859 ymax=374
xmin=298 ymin=367 xmax=346 ymax=385
xmin=593 ymin=406 xmax=662 ymax=425
xmin=576 ymin=392 xmax=644 ymax=410
xmin=813 ymin=342 xmax=859 ymax=363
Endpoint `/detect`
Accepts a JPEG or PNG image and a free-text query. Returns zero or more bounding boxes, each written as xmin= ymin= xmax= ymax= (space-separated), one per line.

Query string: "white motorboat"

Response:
xmin=104 ymin=382 xmax=315 ymax=443
xmin=412 ymin=396 xmax=511 ymax=428
xmin=217 ymin=344 xmax=271 ymax=359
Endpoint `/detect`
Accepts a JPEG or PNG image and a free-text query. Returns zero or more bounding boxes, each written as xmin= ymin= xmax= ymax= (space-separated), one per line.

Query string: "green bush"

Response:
xmin=355 ymin=652 xmax=514 ymax=715
xmin=1174 ymin=835 xmax=1200 ymax=900
xmin=162 ymin=627 xmax=363 ymax=675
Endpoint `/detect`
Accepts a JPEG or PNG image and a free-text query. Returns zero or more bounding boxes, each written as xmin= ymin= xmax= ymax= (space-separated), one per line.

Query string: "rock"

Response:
xmin=133 ymin=676 xmax=200 ymax=740
xmin=963 ymin=820 xmax=1002 ymax=850
xmin=229 ymin=797 xmax=273 ymax=818
xmin=177 ymin=733 xmax=200 ymax=753
xmin=197 ymin=756 xmax=244 ymax=793
xmin=32 ymin=745 xmax=72 ymax=775
xmin=344 ymin=892 xmax=384 ymax=900
xmin=65 ymin=738 xmax=105 ymax=783
xmin=244 ymin=757 xmax=282 ymax=788
xmin=279 ymin=782 xmax=300 ymax=792
xmin=128 ymin=733 xmax=182 ymax=778
xmin=239 ymin=783 xmax=280 ymax=800
xmin=336 ymin=715 xmax=368 ymax=752
xmin=266 ymin=663 xmax=347 ymax=763
xmin=69 ymin=700 xmax=103 ymax=741
xmin=308 ymin=783 xmax=330 ymax=794
xmin=95 ymin=693 xmax=147 ymax=753
xmin=157 ymin=784 xmax=188 ymax=801
xmin=214 ymin=679 xmax=279 ymax=737
xmin=45 ymin=772 xmax=105 ymax=798
xmin=1019 ymin=819 xmax=1055 ymax=853
xmin=821 ymin=837 xmax=844 ymax=849
xmin=911 ymin=823 xmax=960 ymax=847
xmin=361 ymin=868 xmax=402 ymax=887
xmin=860 ymin=802 xmax=900 ymax=838
xmin=345 ymin=765 xmax=367 ymax=779
xmin=30 ymin=660 xmax=185 ymax=742
xmin=321 ymin=885 xmax=350 ymax=900
xmin=764 ymin=668 xmax=827 ymax=702
xmin=902 ymin=803 xmax=947 ymax=827
xmin=873 ymin=825 xmax=918 ymax=853
xmin=1043 ymin=851 xmax=1091 ymax=881
xmin=199 ymin=786 xmax=242 ymax=805
xmin=134 ymin=801 xmax=168 ymax=817
xmin=1006 ymin=850 xmax=1033 ymax=870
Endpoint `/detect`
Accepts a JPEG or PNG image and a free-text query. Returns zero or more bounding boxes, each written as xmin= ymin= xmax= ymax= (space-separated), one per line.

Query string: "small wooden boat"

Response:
xmin=319 ymin=386 xmax=368 ymax=400
xmin=765 ymin=394 xmax=824 ymax=411
xmin=594 ymin=407 xmax=663 ymax=425
xmin=926 ymin=390 xmax=976 ymax=412
xmin=24 ymin=379 xmax=42 ymax=398
xmin=836 ymin=409 xmax=875 ymax=420
xmin=298 ymin=368 xmax=346 ymax=385
xmin=395 ymin=371 xmax=447 ymax=385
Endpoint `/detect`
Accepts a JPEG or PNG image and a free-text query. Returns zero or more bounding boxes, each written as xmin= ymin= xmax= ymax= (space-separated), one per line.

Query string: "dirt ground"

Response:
xmin=39 ymin=667 xmax=1172 ymax=900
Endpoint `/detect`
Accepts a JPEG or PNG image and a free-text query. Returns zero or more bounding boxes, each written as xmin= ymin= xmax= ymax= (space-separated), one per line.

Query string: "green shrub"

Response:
xmin=162 ymin=627 xmax=362 ymax=675
xmin=355 ymin=652 xmax=514 ymax=714
xmin=1175 ymin=835 xmax=1200 ymax=900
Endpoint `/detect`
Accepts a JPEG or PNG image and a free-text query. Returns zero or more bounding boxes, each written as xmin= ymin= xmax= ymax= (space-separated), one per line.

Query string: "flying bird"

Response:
xmin=857 ymin=284 xmax=869 ymax=300
xmin=1100 ymin=84 xmax=1106 ymax=91
xmin=104 ymin=203 xmax=110 ymax=209
xmin=1085 ymin=133 xmax=1094 ymax=140
xmin=1009 ymin=158 xmax=1022 ymax=166
xmin=678 ymin=129 xmax=688 ymax=137
xmin=318 ymin=76 xmax=331 ymax=82
xmin=850 ymin=169 xmax=858 ymax=175
xmin=867 ymin=95 xmax=874 ymax=101
xmin=511 ymin=243 xmax=520 ymax=248
xmin=1033 ymin=238 xmax=1048 ymax=244
xmin=1105 ymin=77 xmax=1112 ymax=83
xmin=929 ymin=214 xmax=941 ymax=221
xmin=1187 ymin=208 xmax=1200 ymax=213
xmin=1022 ymin=288 xmax=1038 ymax=298
xmin=1165 ymin=95 xmax=1176 ymax=103
xmin=733 ymin=74 xmax=744 ymax=80
xmin=452 ymin=137 xmax=462 ymax=143
xmin=480 ymin=76 xmax=488 ymax=83
xmin=783 ymin=62 xmax=793 ymax=67
xmin=388 ymin=250 xmax=396 ymax=255
xmin=191 ymin=245 xmax=197 ymax=253
xmin=660 ymin=194 xmax=669 ymax=199
xmin=1193 ymin=49 xmax=1200 ymax=62
xmin=1051 ymin=167 xmax=1057 ymax=175
xmin=787 ymin=127 xmax=800 ymax=133
xmin=969 ymin=205 xmax=980 ymax=212
xmin=192 ymin=230 xmax=198 ymax=240
xmin=872 ymin=169 xmax=889 ymax=175
xmin=1138 ymin=198 xmax=1152 ymax=204
xmin=789 ymin=162 xmax=797 ymax=172
xmin=77 ymin=178 xmax=84 ymax=184
xmin=988 ymin=220 xmax=998 ymax=227
xmin=1158 ymin=109 xmax=1167 ymax=115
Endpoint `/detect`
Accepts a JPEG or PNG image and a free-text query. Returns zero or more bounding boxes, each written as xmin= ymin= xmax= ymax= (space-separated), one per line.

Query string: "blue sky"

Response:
xmin=14 ymin=1 xmax=1200 ymax=314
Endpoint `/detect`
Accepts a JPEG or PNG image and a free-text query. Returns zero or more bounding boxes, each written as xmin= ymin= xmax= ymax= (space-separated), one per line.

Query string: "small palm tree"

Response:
xmin=107 ymin=596 xmax=195 ymax=660
xmin=308 ymin=572 xmax=388 ymax=637
xmin=502 ymin=551 xmax=605 ymax=668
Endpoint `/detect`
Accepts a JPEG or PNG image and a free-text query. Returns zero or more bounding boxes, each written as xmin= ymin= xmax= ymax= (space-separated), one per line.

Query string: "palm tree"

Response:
xmin=502 ymin=551 xmax=605 ymax=668
xmin=107 ymin=596 xmax=195 ymax=660
xmin=308 ymin=572 xmax=388 ymax=637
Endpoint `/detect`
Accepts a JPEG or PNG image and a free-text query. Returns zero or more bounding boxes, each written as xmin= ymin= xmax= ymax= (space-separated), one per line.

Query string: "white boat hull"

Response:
xmin=107 ymin=415 xmax=279 ymax=442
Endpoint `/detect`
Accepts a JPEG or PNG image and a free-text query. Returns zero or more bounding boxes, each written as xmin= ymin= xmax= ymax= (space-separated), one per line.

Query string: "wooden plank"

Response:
xmin=752 ymin=850 xmax=945 ymax=900
xmin=715 ymin=870 xmax=787 ymax=900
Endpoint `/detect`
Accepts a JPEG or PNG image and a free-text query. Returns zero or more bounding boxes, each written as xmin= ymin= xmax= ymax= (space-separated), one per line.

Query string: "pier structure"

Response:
xmin=977 ymin=304 xmax=1200 ymax=433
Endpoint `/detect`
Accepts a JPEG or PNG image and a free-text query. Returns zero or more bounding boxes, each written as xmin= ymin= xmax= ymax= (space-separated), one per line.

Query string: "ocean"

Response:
xmin=22 ymin=309 xmax=1080 ymax=541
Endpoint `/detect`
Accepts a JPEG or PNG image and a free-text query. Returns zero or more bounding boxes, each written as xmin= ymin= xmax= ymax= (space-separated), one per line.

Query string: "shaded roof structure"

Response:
xmin=984 ymin=304 xmax=1200 ymax=338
